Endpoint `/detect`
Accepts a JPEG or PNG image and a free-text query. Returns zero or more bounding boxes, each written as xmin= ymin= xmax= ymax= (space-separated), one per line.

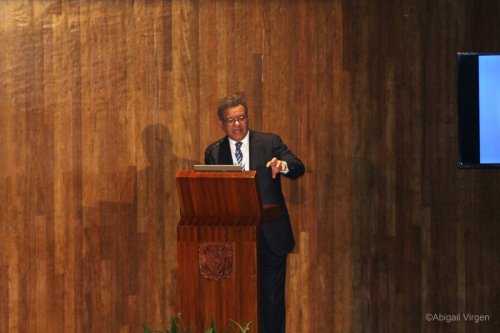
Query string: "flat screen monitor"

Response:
xmin=458 ymin=52 xmax=500 ymax=168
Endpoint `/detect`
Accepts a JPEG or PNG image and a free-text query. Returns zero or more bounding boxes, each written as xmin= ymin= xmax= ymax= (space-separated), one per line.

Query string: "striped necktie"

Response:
xmin=235 ymin=142 xmax=243 ymax=166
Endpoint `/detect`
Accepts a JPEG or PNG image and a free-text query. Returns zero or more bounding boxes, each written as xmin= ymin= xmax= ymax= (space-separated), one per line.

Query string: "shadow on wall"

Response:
xmin=139 ymin=123 xmax=198 ymax=223
xmin=138 ymin=123 xmax=198 ymax=232
xmin=135 ymin=123 xmax=198 ymax=325
xmin=80 ymin=124 xmax=198 ymax=331
xmin=141 ymin=123 xmax=198 ymax=171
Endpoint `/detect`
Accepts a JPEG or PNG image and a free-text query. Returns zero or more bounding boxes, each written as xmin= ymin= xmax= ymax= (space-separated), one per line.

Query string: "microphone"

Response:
xmin=205 ymin=138 xmax=224 ymax=156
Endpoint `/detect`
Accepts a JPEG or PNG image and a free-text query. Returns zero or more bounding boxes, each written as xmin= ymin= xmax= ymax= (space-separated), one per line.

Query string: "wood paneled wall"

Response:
xmin=0 ymin=0 xmax=499 ymax=332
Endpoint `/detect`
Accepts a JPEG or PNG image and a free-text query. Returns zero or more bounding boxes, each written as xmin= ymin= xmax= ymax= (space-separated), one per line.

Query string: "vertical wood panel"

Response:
xmin=349 ymin=1 xmax=500 ymax=332
xmin=1 ymin=0 xmax=500 ymax=332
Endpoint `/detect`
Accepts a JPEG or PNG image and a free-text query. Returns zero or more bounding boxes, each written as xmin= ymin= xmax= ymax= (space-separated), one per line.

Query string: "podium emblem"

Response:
xmin=199 ymin=243 xmax=233 ymax=280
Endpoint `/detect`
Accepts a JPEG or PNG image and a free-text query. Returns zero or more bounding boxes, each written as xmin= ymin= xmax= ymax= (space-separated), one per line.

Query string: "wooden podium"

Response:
xmin=175 ymin=170 xmax=280 ymax=332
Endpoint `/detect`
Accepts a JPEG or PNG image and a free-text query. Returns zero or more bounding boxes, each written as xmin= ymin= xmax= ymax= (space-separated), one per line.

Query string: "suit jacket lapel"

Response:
xmin=249 ymin=130 xmax=261 ymax=170
xmin=218 ymin=136 xmax=233 ymax=165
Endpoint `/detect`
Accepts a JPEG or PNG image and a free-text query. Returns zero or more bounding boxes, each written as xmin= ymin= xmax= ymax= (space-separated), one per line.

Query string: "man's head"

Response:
xmin=217 ymin=94 xmax=249 ymax=142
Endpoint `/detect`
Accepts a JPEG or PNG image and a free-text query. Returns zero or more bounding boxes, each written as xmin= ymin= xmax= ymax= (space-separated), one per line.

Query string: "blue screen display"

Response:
xmin=479 ymin=55 xmax=500 ymax=163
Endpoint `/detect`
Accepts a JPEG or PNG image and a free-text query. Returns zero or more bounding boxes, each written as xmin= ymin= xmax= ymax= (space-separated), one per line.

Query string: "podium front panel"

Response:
xmin=176 ymin=170 xmax=262 ymax=217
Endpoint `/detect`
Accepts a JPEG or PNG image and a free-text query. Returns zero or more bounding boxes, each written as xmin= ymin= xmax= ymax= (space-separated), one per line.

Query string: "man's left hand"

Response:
xmin=266 ymin=157 xmax=286 ymax=179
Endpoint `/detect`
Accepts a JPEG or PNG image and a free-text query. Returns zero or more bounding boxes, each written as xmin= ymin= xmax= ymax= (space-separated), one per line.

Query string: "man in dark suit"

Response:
xmin=204 ymin=95 xmax=305 ymax=333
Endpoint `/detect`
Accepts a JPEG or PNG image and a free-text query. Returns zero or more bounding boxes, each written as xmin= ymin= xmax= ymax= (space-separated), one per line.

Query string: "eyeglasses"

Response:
xmin=222 ymin=114 xmax=248 ymax=125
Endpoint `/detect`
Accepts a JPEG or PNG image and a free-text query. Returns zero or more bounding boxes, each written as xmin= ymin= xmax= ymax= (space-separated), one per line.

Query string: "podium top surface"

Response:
xmin=176 ymin=169 xmax=256 ymax=178
xmin=192 ymin=164 xmax=244 ymax=172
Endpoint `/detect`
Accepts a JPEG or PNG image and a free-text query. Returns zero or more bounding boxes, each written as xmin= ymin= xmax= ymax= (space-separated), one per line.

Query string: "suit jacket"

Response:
xmin=204 ymin=130 xmax=305 ymax=255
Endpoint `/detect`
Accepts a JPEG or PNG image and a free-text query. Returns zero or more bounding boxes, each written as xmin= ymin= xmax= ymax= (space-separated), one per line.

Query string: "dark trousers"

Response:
xmin=259 ymin=234 xmax=288 ymax=333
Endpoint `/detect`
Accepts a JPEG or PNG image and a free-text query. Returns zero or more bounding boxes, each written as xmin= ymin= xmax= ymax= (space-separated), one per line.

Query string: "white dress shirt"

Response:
xmin=228 ymin=131 xmax=250 ymax=170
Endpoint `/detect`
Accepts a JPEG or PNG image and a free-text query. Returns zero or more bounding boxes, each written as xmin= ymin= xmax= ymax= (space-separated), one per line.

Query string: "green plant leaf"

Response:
xmin=171 ymin=316 xmax=180 ymax=333
xmin=229 ymin=320 xmax=253 ymax=333
xmin=207 ymin=318 xmax=219 ymax=333
xmin=146 ymin=315 xmax=253 ymax=333
xmin=143 ymin=323 xmax=153 ymax=333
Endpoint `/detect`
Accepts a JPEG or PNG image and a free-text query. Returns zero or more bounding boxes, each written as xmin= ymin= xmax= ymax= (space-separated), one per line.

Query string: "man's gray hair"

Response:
xmin=216 ymin=94 xmax=249 ymax=120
